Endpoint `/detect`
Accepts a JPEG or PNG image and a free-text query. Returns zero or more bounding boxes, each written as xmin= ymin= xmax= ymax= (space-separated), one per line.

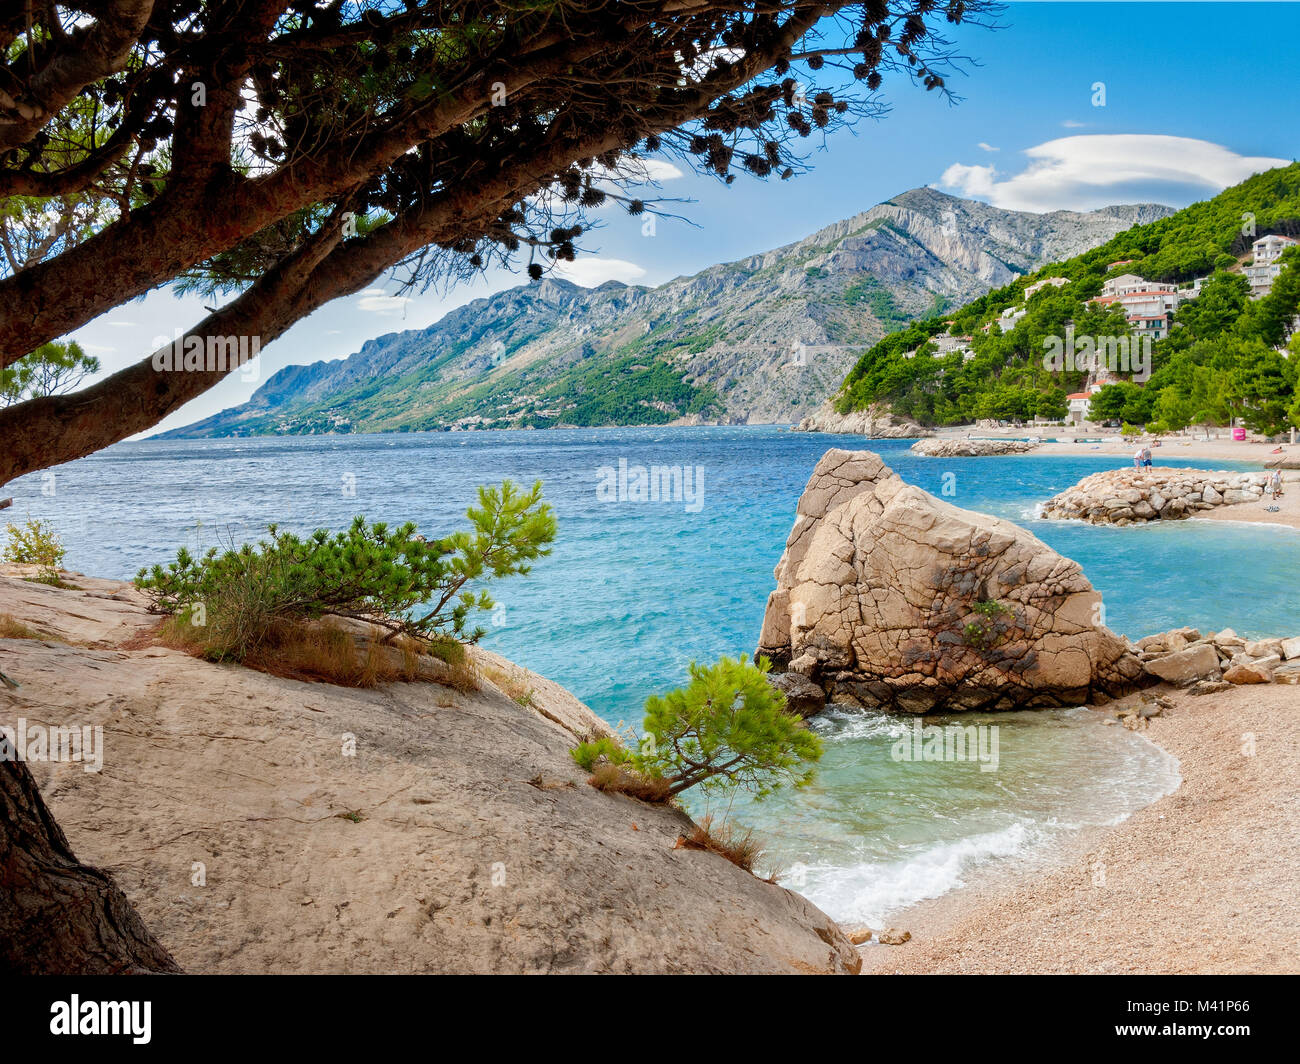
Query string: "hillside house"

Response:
xmin=1092 ymin=272 xmax=1194 ymax=341
xmin=1024 ymin=276 xmax=1069 ymax=300
xmin=933 ymin=334 xmax=976 ymax=360
xmin=998 ymin=305 xmax=1027 ymax=329
xmin=1066 ymin=389 xmax=1099 ymax=425
xmin=1129 ymin=314 xmax=1170 ymax=341
xmin=1244 ymin=234 xmax=1300 ymax=298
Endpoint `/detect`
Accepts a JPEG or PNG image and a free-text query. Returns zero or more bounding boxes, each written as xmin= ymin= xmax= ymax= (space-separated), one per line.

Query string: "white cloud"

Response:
xmin=938 ymin=135 xmax=1291 ymax=212
xmin=1061 ymin=120 xmax=1087 ymax=129
xmin=551 ymin=257 xmax=647 ymax=287
xmin=977 ymin=142 xmax=999 ymax=153
xmin=938 ymin=162 xmax=998 ymax=201
xmin=638 ymin=159 xmax=686 ymax=183
xmin=357 ymin=288 xmax=412 ymax=315
xmin=592 ymin=157 xmax=685 ymax=190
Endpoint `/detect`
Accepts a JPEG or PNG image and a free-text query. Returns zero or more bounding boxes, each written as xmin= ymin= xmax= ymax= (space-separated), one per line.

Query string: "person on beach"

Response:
xmin=1270 ymin=469 xmax=1284 ymax=500
xmin=1133 ymin=447 xmax=1143 ymax=468
xmin=1142 ymin=446 xmax=1153 ymax=467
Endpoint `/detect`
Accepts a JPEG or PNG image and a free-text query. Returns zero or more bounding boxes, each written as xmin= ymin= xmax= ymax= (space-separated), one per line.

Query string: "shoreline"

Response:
xmin=922 ymin=423 xmax=1297 ymax=468
xmin=913 ymin=425 xmax=1300 ymax=531
xmin=137 ymin=418 xmax=1296 ymax=477
xmin=857 ymin=684 xmax=1300 ymax=974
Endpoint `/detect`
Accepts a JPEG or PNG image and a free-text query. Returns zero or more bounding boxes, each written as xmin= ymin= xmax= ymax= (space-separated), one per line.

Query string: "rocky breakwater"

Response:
xmin=1134 ymin=625 xmax=1300 ymax=691
xmin=755 ymin=449 xmax=1145 ymax=714
xmin=794 ymin=401 xmax=933 ymax=439
xmin=1041 ymin=467 xmax=1274 ymax=525
xmin=911 ymin=438 xmax=1039 ymax=458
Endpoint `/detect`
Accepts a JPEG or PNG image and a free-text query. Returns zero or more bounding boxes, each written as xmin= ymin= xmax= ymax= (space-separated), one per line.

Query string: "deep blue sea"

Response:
xmin=9 ymin=426 xmax=1293 ymax=924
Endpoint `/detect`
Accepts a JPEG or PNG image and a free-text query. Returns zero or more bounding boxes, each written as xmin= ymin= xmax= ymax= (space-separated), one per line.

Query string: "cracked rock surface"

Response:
xmin=756 ymin=449 xmax=1144 ymax=713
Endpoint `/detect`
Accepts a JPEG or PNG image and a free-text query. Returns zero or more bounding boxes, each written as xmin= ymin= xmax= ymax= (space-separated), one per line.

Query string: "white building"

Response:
xmin=1066 ymin=386 xmax=1103 ymax=425
xmin=933 ymin=334 xmax=975 ymax=359
xmin=1100 ymin=274 xmax=1179 ymax=300
xmin=1105 ymin=290 xmax=1174 ymax=316
xmin=1244 ymin=234 xmax=1300 ymax=298
xmin=903 ymin=334 xmax=976 ymax=361
xmin=1128 ymin=314 xmax=1169 ymax=341
xmin=998 ymin=305 xmax=1026 ymax=329
xmin=1024 ymin=276 xmax=1069 ymax=300
xmin=1092 ymin=272 xmax=1192 ymax=340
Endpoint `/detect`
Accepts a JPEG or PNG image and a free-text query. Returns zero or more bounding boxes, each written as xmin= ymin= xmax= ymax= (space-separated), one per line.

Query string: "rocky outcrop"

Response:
xmin=1041 ymin=468 xmax=1279 ymax=524
xmin=1135 ymin=625 xmax=1300 ymax=687
xmin=794 ymin=401 xmax=932 ymax=439
xmin=911 ymin=438 xmax=1039 ymax=457
xmin=764 ymin=669 xmax=829 ymax=718
xmin=0 ymin=570 xmax=860 ymax=974
xmin=755 ymin=449 xmax=1144 ymax=713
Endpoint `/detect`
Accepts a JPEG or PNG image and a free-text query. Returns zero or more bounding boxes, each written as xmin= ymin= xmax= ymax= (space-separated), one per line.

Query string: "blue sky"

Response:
xmin=70 ymin=2 xmax=1300 ymax=433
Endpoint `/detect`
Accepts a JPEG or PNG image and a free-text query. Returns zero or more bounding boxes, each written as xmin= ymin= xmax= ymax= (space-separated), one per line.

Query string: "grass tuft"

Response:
xmin=588 ymin=762 xmax=673 ymax=803
xmin=155 ymin=614 xmax=434 ymax=688
xmin=677 ymin=815 xmax=774 ymax=878
xmin=480 ymin=662 xmax=535 ymax=705
xmin=0 ymin=613 xmax=51 ymax=640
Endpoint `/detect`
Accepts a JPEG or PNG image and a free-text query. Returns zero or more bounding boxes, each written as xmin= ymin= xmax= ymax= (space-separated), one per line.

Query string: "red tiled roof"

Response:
xmin=1067 ymin=392 xmax=1092 ymax=400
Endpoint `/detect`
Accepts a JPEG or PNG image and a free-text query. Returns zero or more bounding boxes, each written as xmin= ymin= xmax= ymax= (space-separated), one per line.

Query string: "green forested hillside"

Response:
xmin=836 ymin=163 xmax=1300 ymax=433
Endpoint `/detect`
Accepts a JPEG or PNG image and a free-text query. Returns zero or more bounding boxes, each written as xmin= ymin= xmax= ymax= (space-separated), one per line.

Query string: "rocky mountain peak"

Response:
xmin=164 ymin=189 xmax=1173 ymax=438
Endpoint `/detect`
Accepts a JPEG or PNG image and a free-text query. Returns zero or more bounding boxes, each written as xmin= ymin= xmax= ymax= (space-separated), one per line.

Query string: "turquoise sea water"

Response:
xmin=9 ymin=426 xmax=1291 ymax=923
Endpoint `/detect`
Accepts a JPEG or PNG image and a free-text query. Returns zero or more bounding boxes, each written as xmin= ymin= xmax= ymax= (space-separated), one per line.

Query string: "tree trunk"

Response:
xmin=0 ymin=757 xmax=182 ymax=974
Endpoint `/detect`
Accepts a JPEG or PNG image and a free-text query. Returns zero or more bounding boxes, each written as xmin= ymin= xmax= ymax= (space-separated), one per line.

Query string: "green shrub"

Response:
xmin=3 ymin=518 xmax=66 ymax=579
xmin=570 ymin=735 xmax=632 ymax=772
xmin=136 ymin=480 xmax=555 ymax=662
xmin=572 ymin=658 xmax=820 ymax=883
xmin=963 ymin=600 xmax=1011 ymax=649
xmin=571 ymin=656 xmax=823 ymax=803
xmin=639 ymin=655 xmax=823 ymax=799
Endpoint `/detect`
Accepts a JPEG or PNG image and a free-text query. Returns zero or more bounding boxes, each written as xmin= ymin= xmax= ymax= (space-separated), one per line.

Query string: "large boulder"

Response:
xmin=1143 ymin=644 xmax=1222 ymax=685
xmin=1224 ymin=660 xmax=1274 ymax=685
xmin=755 ymin=449 xmax=1145 ymax=713
xmin=764 ymin=669 xmax=828 ymax=718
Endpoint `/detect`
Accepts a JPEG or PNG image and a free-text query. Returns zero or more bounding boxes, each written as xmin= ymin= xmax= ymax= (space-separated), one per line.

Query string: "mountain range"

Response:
xmin=163 ymin=187 xmax=1173 ymax=437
